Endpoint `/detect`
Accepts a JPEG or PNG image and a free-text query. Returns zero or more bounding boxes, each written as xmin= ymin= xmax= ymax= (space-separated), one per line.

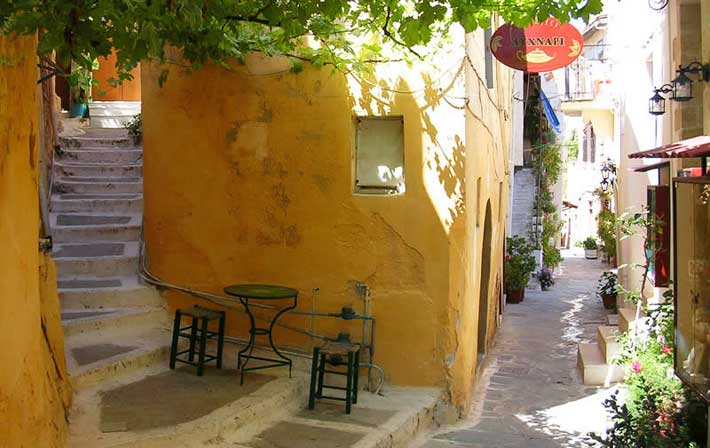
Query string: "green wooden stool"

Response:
xmin=308 ymin=344 xmax=360 ymax=414
xmin=169 ymin=305 xmax=226 ymax=376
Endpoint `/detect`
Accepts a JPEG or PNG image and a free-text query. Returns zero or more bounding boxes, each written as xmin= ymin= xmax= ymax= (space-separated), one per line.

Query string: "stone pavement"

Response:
xmin=415 ymin=253 xmax=618 ymax=448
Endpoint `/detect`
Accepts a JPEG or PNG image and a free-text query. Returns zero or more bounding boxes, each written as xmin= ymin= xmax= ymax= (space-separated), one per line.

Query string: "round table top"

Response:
xmin=224 ymin=284 xmax=298 ymax=299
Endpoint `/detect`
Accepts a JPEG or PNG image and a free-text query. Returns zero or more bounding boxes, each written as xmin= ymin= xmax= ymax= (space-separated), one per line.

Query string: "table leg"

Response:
xmin=238 ymin=298 xmax=258 ymax=385
xmin=268 ymin=296 xmax=297 ymax=377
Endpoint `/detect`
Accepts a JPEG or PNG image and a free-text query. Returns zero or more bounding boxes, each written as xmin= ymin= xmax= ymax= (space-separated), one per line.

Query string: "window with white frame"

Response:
xmin=354 ymin=117 xmax=405 ymax=194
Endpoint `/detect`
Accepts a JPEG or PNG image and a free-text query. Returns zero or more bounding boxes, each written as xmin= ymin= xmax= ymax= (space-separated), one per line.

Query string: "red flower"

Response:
xmin=662 ymin=345 xmax=672 ymax=355
xmin=632 ymin=360 xmax=642 ymax=374
xmin=505 ymin=255 xmax=511 ymax=261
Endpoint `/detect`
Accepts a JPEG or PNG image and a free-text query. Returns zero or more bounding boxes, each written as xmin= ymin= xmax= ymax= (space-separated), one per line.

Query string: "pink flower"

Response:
xmin=632 ymin=360 xmax=643 ymax=374
xmin=662 ymin=345 xmax=672 ymax=355
xmin=676 ymin=401 xmax=684 ymax=409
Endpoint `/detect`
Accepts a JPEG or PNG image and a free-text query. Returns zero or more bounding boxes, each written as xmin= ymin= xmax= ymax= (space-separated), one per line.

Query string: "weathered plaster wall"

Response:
xmin=142 ymin=30 xmax=510 ymax=410
xmin=0 ymin=34 xmax=71 ymax=447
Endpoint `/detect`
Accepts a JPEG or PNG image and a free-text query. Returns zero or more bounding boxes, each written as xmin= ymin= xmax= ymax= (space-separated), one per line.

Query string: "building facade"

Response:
xmin=141 ymin=26 xmax=514 ymax=411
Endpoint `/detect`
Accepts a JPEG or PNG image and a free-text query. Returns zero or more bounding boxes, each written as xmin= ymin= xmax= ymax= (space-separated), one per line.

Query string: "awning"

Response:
xmin=562 ymin=200 xmax=578 ymax=209
xmin=628 ymin=135 xmax=710 ymax=159
xmin=632 ymin=161 xmax=670 ymax=172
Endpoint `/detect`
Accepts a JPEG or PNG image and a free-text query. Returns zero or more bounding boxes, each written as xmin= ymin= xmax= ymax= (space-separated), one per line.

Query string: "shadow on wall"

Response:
xmin=140 ymin=54 xmax=479 ymax=395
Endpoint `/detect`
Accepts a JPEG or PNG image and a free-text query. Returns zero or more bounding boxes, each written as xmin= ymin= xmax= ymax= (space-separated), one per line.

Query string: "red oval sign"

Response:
xmin=490 ymin=18 xmax=584 ymax=72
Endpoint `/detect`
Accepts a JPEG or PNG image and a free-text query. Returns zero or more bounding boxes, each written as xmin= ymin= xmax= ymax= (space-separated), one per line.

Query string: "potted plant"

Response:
xmin=597 ymin=271 xmax=618 ymax=310
xmin=125 ymin=113 xmax=142 ymax=145
xmin=504 ymin=236 xmax=536 ymax=303
xmin=583 ymin=237 xmax=598 ymax=259
xmin=67 ymin=59 xmax=98 ymax=118
xmin=536 ymin=267 xmax=554 ymax=291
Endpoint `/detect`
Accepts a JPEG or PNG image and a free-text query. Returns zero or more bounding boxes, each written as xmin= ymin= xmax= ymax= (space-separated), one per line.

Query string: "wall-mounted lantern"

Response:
xmin=600 ymin=158 xmax=617 ymax=192
xmin=648 ymin=61 xmax=710 ymax=115
xmin=649 ymin=85 xmax=673 ymax=116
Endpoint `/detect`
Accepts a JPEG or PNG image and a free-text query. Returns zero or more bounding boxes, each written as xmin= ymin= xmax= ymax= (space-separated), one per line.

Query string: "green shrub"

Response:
xmin=583 ymin=237 xmax=597 ymax=250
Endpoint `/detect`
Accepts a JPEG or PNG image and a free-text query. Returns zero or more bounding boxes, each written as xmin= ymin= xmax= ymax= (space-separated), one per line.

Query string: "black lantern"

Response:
xmin=672 ymin=70 xmax=694 ymax=102
xmin=649 ymin=84 xmax=673 ymax=116
xmin=648 ymin=61 xmax=709 ymax=115
xmin=672 ymin=61 xmax=710 ymax=102
xmin=600 ymin=158 xmax=617 ymax=192
xmin=649 ymin=89 xmax=667 ymax=115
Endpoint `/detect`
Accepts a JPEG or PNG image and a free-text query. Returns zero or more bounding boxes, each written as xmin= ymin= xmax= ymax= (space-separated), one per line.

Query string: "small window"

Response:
xmin=355 ymin=117 xmax=405 ymax=194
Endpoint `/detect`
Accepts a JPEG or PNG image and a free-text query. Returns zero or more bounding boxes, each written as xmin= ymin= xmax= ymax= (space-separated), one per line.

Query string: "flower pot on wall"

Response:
xmin=601 ymin=293 xmax=617 ymax=310
xmin=584 ymin=249 xmax=598 ymax=259
xmin=507 ymin=288 xmax=524 ymax=304
xmin=70 ymin=102 xmax=88 ymax=118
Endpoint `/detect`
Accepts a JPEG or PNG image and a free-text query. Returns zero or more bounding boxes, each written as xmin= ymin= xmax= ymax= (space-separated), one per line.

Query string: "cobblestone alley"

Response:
xmin=416 ymin=253 xmax=618 ymax=447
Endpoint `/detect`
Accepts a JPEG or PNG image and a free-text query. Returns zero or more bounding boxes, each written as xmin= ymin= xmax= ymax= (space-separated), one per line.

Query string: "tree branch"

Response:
xmin=381 ymin=5 xmax=422 ymax=59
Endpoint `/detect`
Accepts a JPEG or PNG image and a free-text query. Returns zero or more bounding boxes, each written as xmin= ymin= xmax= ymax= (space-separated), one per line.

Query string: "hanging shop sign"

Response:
xmin=490 ymin=18 xmax=584 ymax=72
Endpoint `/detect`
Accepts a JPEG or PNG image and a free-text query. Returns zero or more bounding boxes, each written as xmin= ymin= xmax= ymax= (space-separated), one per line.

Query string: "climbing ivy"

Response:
xmin=1 ymin=0 xmax=603 ymax=82
xmin=530 ymin=139 xmax=563 ymax=269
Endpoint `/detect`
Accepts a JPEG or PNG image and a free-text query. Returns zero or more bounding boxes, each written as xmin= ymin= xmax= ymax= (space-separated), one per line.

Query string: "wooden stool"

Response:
xmin=169 ymin=305 xmax=226 ymax=376
xmin=308 ymin=344 xmax=360 ymax=414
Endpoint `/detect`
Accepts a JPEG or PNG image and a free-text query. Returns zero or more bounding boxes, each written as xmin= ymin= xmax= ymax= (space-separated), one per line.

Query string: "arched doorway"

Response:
xmin=478 ymin=201 xmax=493 ymax=362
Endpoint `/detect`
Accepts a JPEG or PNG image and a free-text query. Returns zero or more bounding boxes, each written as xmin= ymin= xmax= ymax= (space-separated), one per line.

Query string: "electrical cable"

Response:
xmin=137 ymin=229 xmax=386 ymax=393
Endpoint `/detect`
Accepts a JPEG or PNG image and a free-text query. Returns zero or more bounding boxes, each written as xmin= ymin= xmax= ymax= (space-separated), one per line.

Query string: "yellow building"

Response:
xmin=141 ymin=26 xmax=513 ymax=410
xmin=0 ymin=34 xmax=71 ymax=448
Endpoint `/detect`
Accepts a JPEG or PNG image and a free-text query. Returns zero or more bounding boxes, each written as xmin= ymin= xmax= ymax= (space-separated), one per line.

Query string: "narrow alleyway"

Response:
xmin=416 ymin=253 xmax=617 ymax=447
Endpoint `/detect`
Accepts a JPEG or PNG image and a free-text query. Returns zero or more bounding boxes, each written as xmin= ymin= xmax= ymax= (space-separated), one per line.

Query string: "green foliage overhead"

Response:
xmin=0 ymin=0 xmax=603 ymax=81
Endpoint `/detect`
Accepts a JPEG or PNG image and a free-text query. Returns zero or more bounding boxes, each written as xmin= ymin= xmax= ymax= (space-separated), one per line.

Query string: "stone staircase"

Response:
xmin=511 ymin=167 xmax=536 ymax=238
xmin=89 ymin=101 xmax=141 ymax=128
xmin=577 ymin=307 xmax=645 ymax=386
xmin=51 ymin=128 xmax=172 ymax=392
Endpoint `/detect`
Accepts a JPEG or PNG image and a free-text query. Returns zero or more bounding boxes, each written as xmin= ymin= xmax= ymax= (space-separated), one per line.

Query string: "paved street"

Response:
xmin=416 ymin=253 xmax=617 ymax=447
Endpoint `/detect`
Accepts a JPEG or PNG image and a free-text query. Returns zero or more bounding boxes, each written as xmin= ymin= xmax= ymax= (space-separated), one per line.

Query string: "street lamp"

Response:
xmin=648 ymin=61 xmax=710 ymax=115
xmin=600 ymin=158 xmax=616 ymax=193
xmin=649 ymin=85 xmax=673 ymax=115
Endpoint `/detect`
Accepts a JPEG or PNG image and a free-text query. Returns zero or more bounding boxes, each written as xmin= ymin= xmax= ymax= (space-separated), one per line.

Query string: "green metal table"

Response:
xmin=224 ymin=284 xmax=298 ymax=385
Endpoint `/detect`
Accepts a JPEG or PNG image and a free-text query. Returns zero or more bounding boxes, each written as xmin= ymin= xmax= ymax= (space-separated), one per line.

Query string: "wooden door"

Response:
xmin=92 ymin=50 xmax=141 ymax=101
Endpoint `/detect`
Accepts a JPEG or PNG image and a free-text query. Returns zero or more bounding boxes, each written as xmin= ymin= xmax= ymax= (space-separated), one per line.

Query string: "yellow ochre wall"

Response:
xmin=142 ymin=31 xmax=511 ymax=409
xmin=0 ymin=34 xmax=71 ymax=447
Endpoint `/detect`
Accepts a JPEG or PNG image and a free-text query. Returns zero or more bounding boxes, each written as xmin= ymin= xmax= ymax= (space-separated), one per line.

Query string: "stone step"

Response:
xmin=53 ymin=177 xmax=142 ymax=194
xmin=88 ymin=101 xmax=141 ymax=129
xmin=59 ymin=276 xmax=164 ymax=309
xmin=61 ymin=307 xmax=168 ymax=338
xmin=67 ymin=359 xmax=440 ymax=448
xmin=91 ymin=116 xmax=135 ymax=129
xmin=89 ymin=101 xmax=141 ymax=115
xmin=53 ymin=241 xmax=140 ymax=277
xmin=577 ymin=342 xmax=624 ymax=386
xmin=50 ymin=193 xmax=143 ymax=213
xmin=68 ymin=366 xmax=306 ymax=447
xmin=51 ymin=213 xmax=141 ymax=243
xmin=57 ymin=148 xmax=142 ymax=164
xmin=607 ymin=314 xmax=620 ymax=326
xmin=55 ymin=161 xmax=142 ymax=178
xmin=619 ymin=307 xmax=646 ymax=333
xmin=59 ymin=134 xmax=133 ymax=149
xmin=598 ymin=325 xmax=621 ymax=364
xmin=65 ymin=327 xmax=173 ymax=391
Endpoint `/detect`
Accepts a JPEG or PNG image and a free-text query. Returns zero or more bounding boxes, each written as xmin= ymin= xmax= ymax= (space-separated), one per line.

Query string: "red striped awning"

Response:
xmin=632 ymin=161 xmax=669 ymax=172
xmin=628 ymin=135 xmax=710 ymax=159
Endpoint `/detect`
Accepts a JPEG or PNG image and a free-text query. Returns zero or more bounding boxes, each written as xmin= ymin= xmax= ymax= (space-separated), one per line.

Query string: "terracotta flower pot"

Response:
xmin=507 ymin=288 xmax=524 ymax=304
xmin=601 ymin=293 xmax=617 ymax=310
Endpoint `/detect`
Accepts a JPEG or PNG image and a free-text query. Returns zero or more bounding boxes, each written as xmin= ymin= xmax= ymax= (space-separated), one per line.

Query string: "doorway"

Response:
xmin=477 ymin=201 xmax=493 ymax=362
